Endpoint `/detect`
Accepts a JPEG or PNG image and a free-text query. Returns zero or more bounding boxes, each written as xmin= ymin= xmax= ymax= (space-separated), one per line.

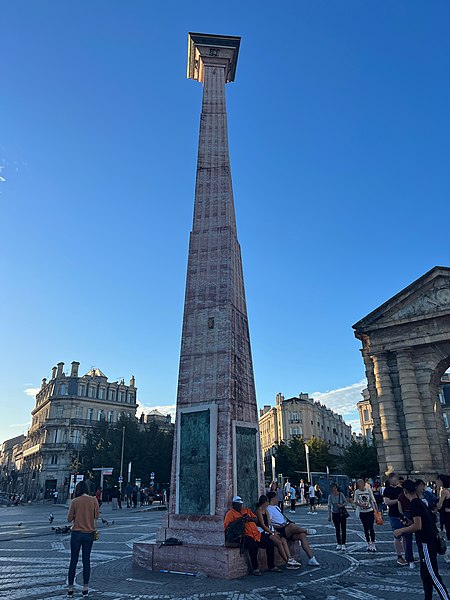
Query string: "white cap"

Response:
xmin=232 ymin=495 xmax=244 ymax=504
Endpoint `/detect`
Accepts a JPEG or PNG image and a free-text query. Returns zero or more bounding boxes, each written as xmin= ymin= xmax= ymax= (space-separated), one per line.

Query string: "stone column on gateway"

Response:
xmin=156 ymin=33 xmax=264 ymax=546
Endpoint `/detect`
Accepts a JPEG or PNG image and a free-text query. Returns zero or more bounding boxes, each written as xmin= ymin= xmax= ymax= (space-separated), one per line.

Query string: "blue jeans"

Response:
xmin=68 ymin=530 xmax=94 ymax=585
xmin=390 ymin=515 xmax=413 ymax=562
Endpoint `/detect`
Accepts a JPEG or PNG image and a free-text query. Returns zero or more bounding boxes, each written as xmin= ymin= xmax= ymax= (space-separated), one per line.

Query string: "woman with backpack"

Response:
xmin=328 ymin=483 xmax=348 ymax=551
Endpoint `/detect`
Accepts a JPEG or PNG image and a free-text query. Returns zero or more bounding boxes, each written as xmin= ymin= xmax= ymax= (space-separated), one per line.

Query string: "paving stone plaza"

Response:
xmin=1 ymin=501 xmax=449 ymax=600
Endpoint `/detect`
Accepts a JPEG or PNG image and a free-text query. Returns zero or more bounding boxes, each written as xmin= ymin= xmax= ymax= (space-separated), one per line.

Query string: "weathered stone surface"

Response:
xmin=133 ymin=540 xmax=301 ymax=579
xmin=353 ymin=266 xmax=450 ymax=479
xmin=153 ymin=32 xmax=264 ymax=550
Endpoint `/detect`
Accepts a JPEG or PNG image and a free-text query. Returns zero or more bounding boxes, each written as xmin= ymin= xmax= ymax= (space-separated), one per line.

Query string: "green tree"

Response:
xmin=342 ymin=438 xmax=379 ymax=479
xmin=273 ymin=436 xmax=336 ymax=482
xmin=80 ymin=415 xmax=173 ymax=488
xmin=307 ymin=437 xmax=336 ymax=472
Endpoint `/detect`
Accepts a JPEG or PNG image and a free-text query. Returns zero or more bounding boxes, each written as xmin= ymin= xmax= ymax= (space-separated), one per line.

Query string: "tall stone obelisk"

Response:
xmin=158 ymin=33 xmax=263 ymax=546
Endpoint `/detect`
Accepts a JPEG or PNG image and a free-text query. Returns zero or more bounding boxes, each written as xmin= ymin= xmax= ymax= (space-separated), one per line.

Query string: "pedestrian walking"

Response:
xmin=398 ymin=484 xmax=416 ymax=567
xmin=314 ymin=484 xmax=323 ymax=506
xmin=111 ymin=485 xmax=119 ymax=510
xmin=289 ymin=484 xmax=297 ymax=513
xmin=53 ymin=490 xmax=58 ymax=504
xmin=307 ymin=482 xmax=317 ymax=514
xmin=436 ymin=474 xmax=450 ymax=542
xmin=299 ymin=479 xmax=305 ymax=504
xmin=394 ymin=479 xmax=449 ymax=600
xmin=95 ymin=487 xmax=102 ymax=508
xmin=67 ymin=480 xmax=99 ymax=597
xmin=276 ymin=484 xmax=284 ymax=513
xmin=354 ymin=478 xmax=377 ymax=552
xmin=383 ymin=472 xmax=408 ymax=566
xmin=328 ymin=483 xmax=348 ymax=550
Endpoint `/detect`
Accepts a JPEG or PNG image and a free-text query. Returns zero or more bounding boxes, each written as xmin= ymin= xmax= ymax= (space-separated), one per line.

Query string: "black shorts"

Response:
xmin=275 ymin=526 xmax=288 ymax=539
xmin=310 ymin=497 xmax=316 ymax=506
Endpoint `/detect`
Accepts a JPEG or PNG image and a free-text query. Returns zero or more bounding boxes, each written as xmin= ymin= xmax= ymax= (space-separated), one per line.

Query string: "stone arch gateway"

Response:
xmin=353 ymin=266 xmax=450 ymax=480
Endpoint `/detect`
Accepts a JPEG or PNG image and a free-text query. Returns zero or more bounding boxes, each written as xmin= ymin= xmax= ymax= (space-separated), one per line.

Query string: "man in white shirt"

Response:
xmin=308 ymin=483 xmax=317 ymax=514
xmin=266 ymin=492 xmax=319 ymax=566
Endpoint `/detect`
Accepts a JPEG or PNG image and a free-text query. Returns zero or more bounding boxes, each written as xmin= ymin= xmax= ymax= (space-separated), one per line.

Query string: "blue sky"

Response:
xmin=1 ymin=1 xmax=449 ymax=443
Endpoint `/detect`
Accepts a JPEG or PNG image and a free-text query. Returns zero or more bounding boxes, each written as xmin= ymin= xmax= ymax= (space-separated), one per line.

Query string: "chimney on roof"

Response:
xmin=51 ymin=366 xmax=57 ymax=379
xmin=70 ymin=362 xmax=80 ymax=377
xmin=41 ymin=378 xmax=47 ymax=389
xmin=56 ymin=362 xmax=64 ymax=378
xmin=276 ymin=393 xmax=284 ymax=406
xmin=130 ymin=375 xmax=136 ymax=387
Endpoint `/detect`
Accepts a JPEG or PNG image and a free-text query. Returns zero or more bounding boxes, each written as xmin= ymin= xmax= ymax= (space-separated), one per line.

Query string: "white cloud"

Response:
xmin=9 ymin=422 xmax=30 ymax=429
xmin=24 ymin=387 xmax=40 ymax=397
xmin=311 ymin=380 xmax=366 ymax=434
xmin=312 ymin=380 xmax=366 ymax=415
xmin=138 ymin=403 xmax=176 ymax=422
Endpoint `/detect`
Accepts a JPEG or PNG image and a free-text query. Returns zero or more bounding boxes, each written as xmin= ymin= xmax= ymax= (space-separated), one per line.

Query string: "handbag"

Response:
xmin=339 ymin=493 xmax=349 ymax=518
xmin=93 ymin=529 xmax=99 ymax=541
xmin=436 ymin=533 xmax=447 ymax=555
xmin=375 ymin=510 xmax=383 ymax=526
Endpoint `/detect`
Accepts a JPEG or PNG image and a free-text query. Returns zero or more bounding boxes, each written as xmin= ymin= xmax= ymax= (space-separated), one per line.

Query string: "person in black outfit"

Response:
xmin=394 ymin=480 xmax=449 ymax=600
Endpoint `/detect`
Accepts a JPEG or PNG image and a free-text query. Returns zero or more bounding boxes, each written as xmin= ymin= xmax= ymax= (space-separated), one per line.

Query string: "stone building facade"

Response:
xmin=21 ymin=361 xmax=138 ymax=500
xmin=139 ymin=409 xmax=174 ymax=434
xmin=353 ymin=266 xmax=450 ymax=479
xmin=0 ymin=434 xmax=26 ymax=492
xmin=357 ymin=388 xmax=373 ymax=441
xmin=259 ymin=392 xmax=352 ymax=469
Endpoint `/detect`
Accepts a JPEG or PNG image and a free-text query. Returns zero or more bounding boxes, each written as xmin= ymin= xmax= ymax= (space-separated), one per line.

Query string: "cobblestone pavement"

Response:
xmin=1 ymin=502 xmax=449 ymax=599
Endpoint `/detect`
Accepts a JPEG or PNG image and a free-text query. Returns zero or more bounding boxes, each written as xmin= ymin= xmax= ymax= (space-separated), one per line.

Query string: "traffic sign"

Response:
xmin=150 ymin=472 xmax=155 ymax=479
xmin=118 ymin=475 xmax=123 ymax=483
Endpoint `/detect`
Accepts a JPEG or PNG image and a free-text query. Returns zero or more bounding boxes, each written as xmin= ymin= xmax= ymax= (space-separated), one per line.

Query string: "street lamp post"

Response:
xmin=119 ymin=426 xmax=125 ymax=494
xmin=305 ymin=443 xmax=311 ymax=483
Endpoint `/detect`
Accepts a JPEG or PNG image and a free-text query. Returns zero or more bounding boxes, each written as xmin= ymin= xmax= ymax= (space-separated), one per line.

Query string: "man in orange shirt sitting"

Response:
xmin=224 ymin=495 xmax=282 ymax=576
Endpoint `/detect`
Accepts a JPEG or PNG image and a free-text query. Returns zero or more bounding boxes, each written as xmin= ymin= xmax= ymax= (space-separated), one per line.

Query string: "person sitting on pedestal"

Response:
xmin=224 ymin=495 xmax=282 ymax=576
xmin=266 ymin=492 xmax=320 ymax=566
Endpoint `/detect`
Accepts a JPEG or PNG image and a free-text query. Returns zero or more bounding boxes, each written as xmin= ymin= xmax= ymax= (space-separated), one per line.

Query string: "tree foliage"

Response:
xmin=79 ymin=415 xmax=173 ymax=489
xmin=274 ymin=436 xmax=336 ymax=482
xmin=342 ymin=438 xmax=379 ymax=479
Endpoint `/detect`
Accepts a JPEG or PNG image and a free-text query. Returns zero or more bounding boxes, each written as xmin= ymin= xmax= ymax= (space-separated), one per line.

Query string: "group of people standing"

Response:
xmin=266 ymin=479 xmax=323 ymax=516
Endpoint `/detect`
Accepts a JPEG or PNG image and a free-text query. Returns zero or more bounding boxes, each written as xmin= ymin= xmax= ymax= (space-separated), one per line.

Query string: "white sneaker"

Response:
xmin=286 ymin=562 xmax=300 ymax=570
xmin=341 ymin=544 xmax=346 ymax=551
xmin=288 ymin=510 xmax=295 ymax=513
xmin=288 ymin=558 xmax=301 ymax=567
xmin=307 ymin=511 xmax=313 ymax=515
xmin=307 ymin=556 xmax=320 ymax=567
xmin=306 ymin=528 xmax=317 ymax=535
xmin=336 ymin=544 xmax=342 ymax=551
xmin=409 ymin=562 xmax=415 ymax=569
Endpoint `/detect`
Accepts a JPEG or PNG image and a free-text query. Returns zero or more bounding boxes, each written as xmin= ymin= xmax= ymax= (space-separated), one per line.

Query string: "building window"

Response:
xmin=108 ymin=411 xmax=114 ymax=422
xmin=363 ymin=409 xmax=369 ymax=422
xmin=51 ymin=455 xmax=58 ymax=465
xmin=72 ymin=430 xmax=80 ymax=446
xmin=87 ymin=408 xmax=93 ymax=421
xmin=99 ymin=388 xmax=106 ymax=400
xmin=120 ymin=392 xmax=125 ymax=402
xmin=89 ymin=386 xmax=97 ymax=399
xmin=78 ymin=384 xmax=86 ymax=397
xmin=75 ymin=406 xmax=83 ymax=419
xmin=293 ymin=427 xmax=298 ymax=436
xmin=444 ymin=414 xmax=449 ymax=429
xmin=108 ymin=389 xmax=115 ymax=401
xmin=56 ymin=405 xmax=63 ymax=418
xmin=98 ymin=409 xmax=105 ymax=421
xmin=127 ymin=393 xmax=134 ymax=404
xmin=59 ymin=383 xmax=68 ymax=395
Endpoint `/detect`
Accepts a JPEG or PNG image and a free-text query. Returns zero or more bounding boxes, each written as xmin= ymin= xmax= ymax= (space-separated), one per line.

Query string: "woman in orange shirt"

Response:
xmin=67 ymin=480 xmax=99 ymax=597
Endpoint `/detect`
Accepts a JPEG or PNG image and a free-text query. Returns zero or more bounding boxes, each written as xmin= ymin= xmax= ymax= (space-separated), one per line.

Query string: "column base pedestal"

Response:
xmin=133 ymin=541 xmax=301 ymax=580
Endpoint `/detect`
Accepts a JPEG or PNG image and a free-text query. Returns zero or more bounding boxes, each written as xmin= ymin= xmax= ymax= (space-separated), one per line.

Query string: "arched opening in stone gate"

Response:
xmin=353 ymin=267 xmax=450 ymax=480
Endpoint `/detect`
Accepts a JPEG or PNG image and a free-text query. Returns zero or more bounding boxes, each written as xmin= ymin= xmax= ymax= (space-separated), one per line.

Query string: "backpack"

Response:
xmin=225 ymin=518 xmax=245 ymax=547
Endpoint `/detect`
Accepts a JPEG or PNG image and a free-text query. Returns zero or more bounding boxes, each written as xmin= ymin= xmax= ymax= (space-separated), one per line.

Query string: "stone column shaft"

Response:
xmin=362 ymin=349 xmax=386 ymax=471
xmin=372 ymin=352 xmax=406 ymax=473
xmin=395 ymin=349 xmax=431 ymax=473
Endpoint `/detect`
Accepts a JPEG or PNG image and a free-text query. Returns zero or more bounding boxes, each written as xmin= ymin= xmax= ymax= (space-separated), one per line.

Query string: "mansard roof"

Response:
xmin=353 ymin=266 xmax=450 ymax=334
xmin=84 ymin=368 xmax=108 ymax=379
